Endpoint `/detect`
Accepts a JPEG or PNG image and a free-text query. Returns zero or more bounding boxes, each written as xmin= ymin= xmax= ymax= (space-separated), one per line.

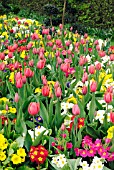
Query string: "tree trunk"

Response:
xmin=62 ymin=0 xmax=66 ymax=27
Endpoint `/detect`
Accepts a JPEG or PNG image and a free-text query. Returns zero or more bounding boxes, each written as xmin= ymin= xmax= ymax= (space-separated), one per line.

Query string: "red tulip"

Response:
xmin=28 ymin=102 xmax=40 ymax=116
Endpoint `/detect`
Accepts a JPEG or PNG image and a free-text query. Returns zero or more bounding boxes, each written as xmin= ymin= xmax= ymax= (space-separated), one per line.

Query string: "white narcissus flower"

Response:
xmin=46 ymin=64 xmax=52 ymax=70
xmin=51 ymin=154 xmax=67 ymax=168
xmin=80 ymin=161 xmax=89 ymax=169
xmin=28 ymin=126 xmax=48 ymax=141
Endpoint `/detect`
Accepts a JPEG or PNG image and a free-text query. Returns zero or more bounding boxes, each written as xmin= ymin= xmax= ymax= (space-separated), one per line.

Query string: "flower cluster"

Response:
xmin=0 ymin=134 xmax=8 ymax=161
xmin=11 ymin=148 xmax=26 ymax=165
xmin=80 ymin=156 xmax=105 ymax=170
xmin=29 ymin=145 xmax=48 ymax=164
xmin=51 ymin=154 xmax=67 ymax=168
xmin=74 ymin=135 xmax=114 ymax=161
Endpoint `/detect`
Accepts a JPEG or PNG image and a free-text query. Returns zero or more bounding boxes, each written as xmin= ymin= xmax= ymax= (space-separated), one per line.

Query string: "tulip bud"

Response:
xmin=16 ymin=78 xmax=23 ymax=88
xmin=90 ymin=81 xmax=97 ymax=92
xmin=110 ymin=111 xmax=114 ymax=123
xmin=28 ymin=102 xmax=40 ymax=116
xmin=72 ymin=104 xmax=80 ymax=115
xmin=55 ymin=86 xmax=62 ymax=98
xmin=82 ymin=86 xmax=87 ymax=95
xmin=37 ymin=60 xmax=45 ymax=69
xmin=61 ymin=123 xmax=66 ymax=131
xmin=88 ymin=65 xmax=95 ymax=74
xmin=0 ymin=52 xmax=5 ymax=60
xmin=0 ymin=62 xmax=5 ymax=71
xmin=8 ymin=52 xmax=13 ymax=58
xmin=14 ymin=93 xmax=19 ymax=102
xmin=104 ymin=92 xmax=113 ymax=103
xmin=41 ymin=86 xmax=50 ymax=97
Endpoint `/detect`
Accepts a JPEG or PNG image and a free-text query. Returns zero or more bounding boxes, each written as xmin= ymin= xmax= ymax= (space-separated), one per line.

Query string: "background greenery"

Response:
xmin=0 ymin=0 xmax=114 ymax=40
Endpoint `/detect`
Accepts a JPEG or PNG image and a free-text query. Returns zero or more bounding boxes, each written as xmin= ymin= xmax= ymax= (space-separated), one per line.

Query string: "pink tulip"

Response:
xmin=0 ymin=62 xmax=5 ymax=71
xmin=29 ymin=60 xmax=34 ymax=67
xmin=82 ymin=86 xmax=87 ymax=95
xmin=110 ymin=111 xmax=114 ymax=123
xmin=82 ymin=72 xmax=88 ymax=83
xmin=55 ymin=50 xmax=60 ymax=57
xmin=60 ymin=63 xmax=70 ymax=73
xmin=37 ymin=60 xmax=45 ymax=69
xmin=65 ymin=40 xmax=71 ymax=46
xmin=14 ymin=61 xmax=19 ymax=69
xmin=47 ymin=34 xmax=51 ymax=40
xmin=22 ymin=76 xmax=27 ymax=84
xmin=16 ymin=78 xmax=23 ymax=88
xmin=41 ymin=75 xmax=47 ymax=85
xmin=90 ymin=81 xmax=97 ymax=92
xmin=110 ymin=54 xmax=114 ymax=61
xmin=95 ymin=62 xmax=101 ymax=70
xmin=55 ymin=86 xmax=62 ymax=98
xmin=0 ymin=52 xmax=5 ymax=60
xmin=27 ymin=43 xmax=33 ymax=50
xmin=79 ymin=56 xmax=87 ymax=66
xmin=88 ymin=65 xmax=95 ymax=74
xmin=61 ymin=123 xmax=66 ymax=131
xmin=94 ymin=40 xmax=99 ymax=45
xmin=24 ymin=68 xmax=34 ymax=78
xmin=104 ymin=92 xmax=112 ymax=103
xmin=59 ymin=24 xmax=63 ymax=30
xmin=56 ymin=39 xmax=62 ymax=46
xmin=8 ymin=52 xmax=13 ymax=58
xmin=14 ymin=93 xmax=19 ymax=102
xmin=41 ymin=86 xmax=50 ymax=97
xmin=96 ymin=45 xmax=100 ymax=51
xmin=15 ymin=72 xmax=22 ymax=81
xmin=28 ymin=102 xmax=40 ymax=116
xmin=72 ymin=104 xmax=80 ymax=115
xmin=99 ymin=51 xmax=106 ymax=57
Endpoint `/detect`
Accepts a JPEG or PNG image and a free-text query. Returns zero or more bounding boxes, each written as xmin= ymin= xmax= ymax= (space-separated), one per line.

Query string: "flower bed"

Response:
xmin=0 ymin=14 xmax=114 ymax=170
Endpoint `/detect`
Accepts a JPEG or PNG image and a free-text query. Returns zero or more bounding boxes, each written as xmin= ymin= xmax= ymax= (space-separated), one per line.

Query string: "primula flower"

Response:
xmin=29 ymin=145 xmax=48 ymax=164
xmin=11 ymin=154 xmax=21 ymax=164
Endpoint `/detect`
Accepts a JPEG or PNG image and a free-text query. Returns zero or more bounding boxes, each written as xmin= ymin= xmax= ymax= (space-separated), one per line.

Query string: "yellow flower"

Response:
xmin=0 ymin=97 xmax=9 ymax=103
xmin=35 ymin=88 xmax=41 ymax=93
xmin=17 ymin=148 xmax=26 ymax=157
xmin=9 ymin=72 xmax=14 ymax=84
xmin=8 ymin=107 xmax=16 ymax=114
xmin=11 ymin=154 xmax=21 ymax=164
xmin=0 ymin=134 xmax=8 ymax=150
xmin=67 ymin=96 xmax=77 ymax=104
xmin=1 ymin=110 xmax=7 ymax=114
xmin=0 ymin=151 xmax=6 ymax=161
xmin=107 ymin=126 xmax=114 ymax=139
xmin=47 ymin=81 xmax=55 ymax=86
xmin=20 ymin=50 xmax=26 ymax=58
xmin=2 ymin=32 xmax=8 ymax=39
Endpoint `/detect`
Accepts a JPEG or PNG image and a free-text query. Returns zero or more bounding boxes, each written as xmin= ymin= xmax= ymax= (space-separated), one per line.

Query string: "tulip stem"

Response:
xmin=33 ymin=116 xmax=35 ymax=141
